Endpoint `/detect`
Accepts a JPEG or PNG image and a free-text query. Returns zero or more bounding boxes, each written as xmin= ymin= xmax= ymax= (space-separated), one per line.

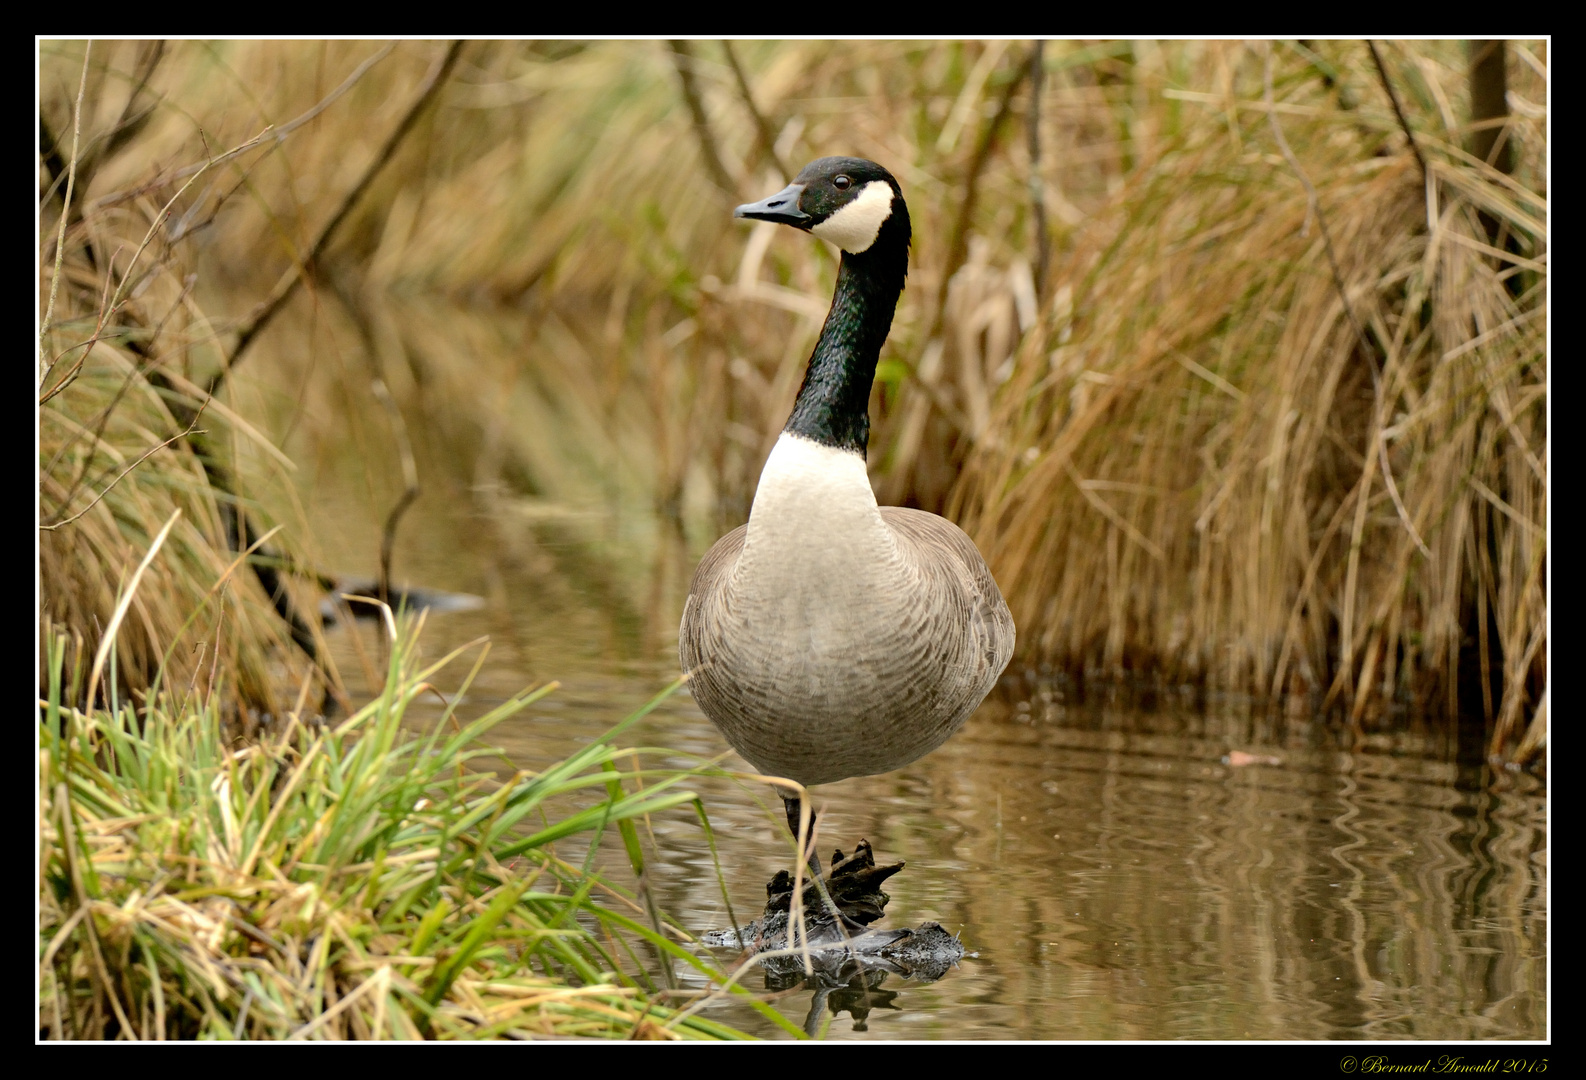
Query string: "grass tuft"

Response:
xmin=38 ymin=619 xmax=784 ymax=1040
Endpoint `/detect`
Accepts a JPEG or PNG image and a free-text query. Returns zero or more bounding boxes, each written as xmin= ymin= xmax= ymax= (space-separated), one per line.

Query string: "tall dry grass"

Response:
xmin=38 ymin=41 xmax=1546 ymax=757
xmin=41 ymin=41 xmax=1113 ymax=526
xmin=39 ymin=42 xmax=320 ymax=721
xmin=953 ymin=42 xmax=1546 ymax=756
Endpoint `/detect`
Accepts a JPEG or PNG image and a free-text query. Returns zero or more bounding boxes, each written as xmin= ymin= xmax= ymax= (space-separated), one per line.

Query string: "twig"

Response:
xmin=38 ymin=43 xmax=165 ymax=220
xmin=668 ymin=41 xmax=739 ymax=197
xmin=322 ymin=268 xmax=421 ymax=615
xmin=1265 ymin=44 xmax=1398 ymax=712
xmin=721 ymin=42 xmax=788 ymax=182
xmin=89 ymin=44 xmax=398 ymax=212
xmin=1026 ymin=41 xmax=1050 ymax=300
xmin=97 ymin=43 xmax=166 ymax=168
xmin=42 ymin=414 xmax=209 ymax=531
xmin=370 ymin=377 xmax=420 ymax=609
xmin=39 ymin=41 xmax=91 ymax=384
xmin=936 ymin=48 xmax=1030 ymax=326
xmin=216 ymin=40 xmax=463 ymax=386
xmin=1367 ymin=42 xmax=1428 ymax=191
xmin=1263 ymin=45 xmax=1377 ymax=384
xmin=44 ymin=272 xmax=196 ymax=506
xmin=39 ymin=123 xmax=279 ymax=405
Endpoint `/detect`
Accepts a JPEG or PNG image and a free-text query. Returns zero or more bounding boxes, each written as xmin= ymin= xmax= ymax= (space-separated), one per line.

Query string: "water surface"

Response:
xmin=291 ymin=300 xmax=1545 ymax=1041
xmin=321 ymin=541 xmax=1546 ymax=1042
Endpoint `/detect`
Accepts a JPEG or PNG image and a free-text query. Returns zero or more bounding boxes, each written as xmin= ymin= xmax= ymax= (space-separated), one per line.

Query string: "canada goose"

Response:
xmin=680 ymin=157 xmax=1015 ymax=868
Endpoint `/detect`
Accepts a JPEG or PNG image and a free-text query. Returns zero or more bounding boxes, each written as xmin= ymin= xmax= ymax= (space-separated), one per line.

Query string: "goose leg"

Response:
xmin=781 ymin=792 xmax=823 ymax=877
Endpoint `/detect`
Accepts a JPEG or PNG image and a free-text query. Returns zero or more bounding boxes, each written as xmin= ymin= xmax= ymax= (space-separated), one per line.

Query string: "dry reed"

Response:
xmin=38 ymin=40 xmax=318 ymax=720
xmin=38 ymin=40 xmax=1546 ymax=758
xmin=954 ymin=42 xmax=1545 ymax=755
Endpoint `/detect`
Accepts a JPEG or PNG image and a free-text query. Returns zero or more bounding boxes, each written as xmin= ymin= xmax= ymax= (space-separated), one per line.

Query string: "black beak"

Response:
xmin=734 ymin=182 xmax=810 ymax=227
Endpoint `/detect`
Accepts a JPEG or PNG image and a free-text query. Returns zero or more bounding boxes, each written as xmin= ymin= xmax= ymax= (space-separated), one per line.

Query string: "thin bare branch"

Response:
xmin=38 ymin=123 xmax=276 ymax=405
xmin=1263 ymin=45 xmax=1378 ymax=383
xmin=40 ymin=41 xmax=91 ymax=383
xmin=721 ymin=42 xmax=788 ymax=181
xmin=89 ymin=43 xmax=398 ymax=212
xmin=668 ymin=41 xmax=739 ymax=197
xmin=371 ymin=377 xmax=420 ymax=609
xmin=42 ymin=412 xmax=209 ymax=531
xmin=1367 ymin=41 xmax=1429 ymax=191
xmin=218 ymin=40 xmax=464 ymax=384
xmin=1026 ymin=40 xmax=1050 ymax=300
xmin=936 ymin=47 xmax=1030 ymax=326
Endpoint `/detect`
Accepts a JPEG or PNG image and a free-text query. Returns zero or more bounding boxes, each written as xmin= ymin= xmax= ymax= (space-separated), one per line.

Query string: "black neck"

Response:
xmin=783 ymin=213 xmax=909 ymax=457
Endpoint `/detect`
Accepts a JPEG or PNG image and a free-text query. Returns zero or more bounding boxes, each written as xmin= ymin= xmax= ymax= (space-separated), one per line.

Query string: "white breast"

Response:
xmin=680 ymin=431 xmax=1013 ymax=787
xmin=733 ymin=432 xmax=900 ymax=605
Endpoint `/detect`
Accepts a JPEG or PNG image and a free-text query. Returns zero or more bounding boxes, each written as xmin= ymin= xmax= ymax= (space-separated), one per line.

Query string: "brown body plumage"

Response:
xmin=682 ymin=491 xmax=1014 ymax=786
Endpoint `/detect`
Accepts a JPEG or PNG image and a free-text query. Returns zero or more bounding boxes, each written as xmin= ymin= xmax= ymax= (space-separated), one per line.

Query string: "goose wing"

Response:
xmin=879 ymin=506 xmax=1016 ymax=687
xmin=679 ymin=523 xmax=747 ymax=675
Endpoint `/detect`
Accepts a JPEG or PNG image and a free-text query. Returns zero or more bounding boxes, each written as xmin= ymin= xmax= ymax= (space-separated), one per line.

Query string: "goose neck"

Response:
xmin=783 ymin=238 xmax=908 ymax=457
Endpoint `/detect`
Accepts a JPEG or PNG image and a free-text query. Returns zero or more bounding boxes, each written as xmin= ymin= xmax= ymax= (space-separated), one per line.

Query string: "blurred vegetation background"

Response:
xmin=38 ymin=40 xmax=1546 ymax=761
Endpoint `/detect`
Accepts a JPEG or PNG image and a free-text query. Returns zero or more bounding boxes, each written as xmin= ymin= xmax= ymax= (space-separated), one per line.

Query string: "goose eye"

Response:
xmin=833 ymin=175 xmax=851 ymax=190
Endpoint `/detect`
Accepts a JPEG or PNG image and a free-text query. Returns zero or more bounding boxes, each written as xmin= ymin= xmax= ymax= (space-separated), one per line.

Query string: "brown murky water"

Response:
xmin=282 ymin=302 xmax=1545 ymax=1041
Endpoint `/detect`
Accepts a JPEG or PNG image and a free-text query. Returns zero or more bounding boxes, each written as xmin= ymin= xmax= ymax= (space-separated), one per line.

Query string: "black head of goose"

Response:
xmin=680 ymin=157 xmax=1015 ymax=865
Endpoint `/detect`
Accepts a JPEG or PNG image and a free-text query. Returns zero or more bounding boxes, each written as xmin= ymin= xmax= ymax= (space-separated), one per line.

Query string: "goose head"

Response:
xmin=734 ymin=158 xmax=912 ymax=456
xmin=734 ymin=156 xmax=911 ymax=257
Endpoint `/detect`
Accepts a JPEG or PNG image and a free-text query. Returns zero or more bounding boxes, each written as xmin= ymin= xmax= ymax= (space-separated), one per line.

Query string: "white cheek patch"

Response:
xmin=810 ymin=180 xmax=895 ymax=253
